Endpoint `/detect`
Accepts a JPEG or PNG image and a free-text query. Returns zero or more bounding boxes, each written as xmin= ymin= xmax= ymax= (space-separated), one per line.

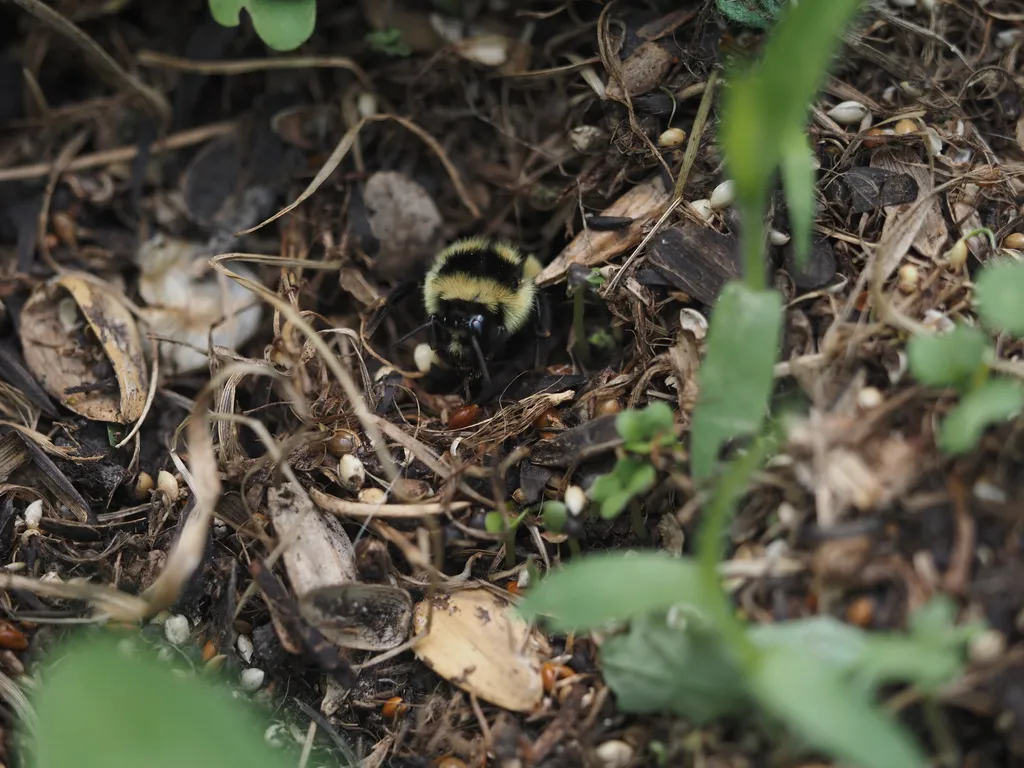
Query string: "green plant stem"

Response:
xmin=629 ymin=499 xmax=648 ymax=541
xmin=695 ymin=431 xmax=775 ymax=672
xmin=738 ymin=199 xmax=768 ymax=292
xmin=567 ymin=536 xmax=582 ymax=559
xmin=571 ymin=289 xmax=592 ymax=368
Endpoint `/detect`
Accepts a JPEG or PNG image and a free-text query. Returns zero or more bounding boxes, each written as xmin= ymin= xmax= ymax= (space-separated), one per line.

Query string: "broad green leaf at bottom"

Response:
xmin=750 ymin=648 xmax=929 ymax=768
xmin=516 ymin=552 xmax=707 ymax=632
xmin=690 ymin=283 xmax=783 ymax=480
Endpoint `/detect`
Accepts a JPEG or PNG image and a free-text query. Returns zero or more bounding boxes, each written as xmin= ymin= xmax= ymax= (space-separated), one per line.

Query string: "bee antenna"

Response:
xmin=469 ymin=335 xmax=492 ymax=385
xmin=394 ymin=318 xmax=434 ymax=347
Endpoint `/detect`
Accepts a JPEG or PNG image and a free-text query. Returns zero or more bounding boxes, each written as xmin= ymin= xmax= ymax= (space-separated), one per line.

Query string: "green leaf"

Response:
xmin=938 ymin=377 xmax=1024 ymax=454
xmin=975 ymin=259 xmax=1024 ymax=337
xmin=602 ymin=611 xmax=750 ymax=723
xmin=209 ymin=0 xmax=316 ymax=51
xmin=715 ymin=0 xmax=789 ymax=29
xmin=719 ymin=0 xmax=864 ymax=209
xmin=750 ymin=648 xmax=929 ymax=768
xmin=689 ymin=283 xmax=783 ymax=481
xmin=484 ymin=511 xmax=505 ymax=533
xmin=779 ymin=129 xmax=815 ymax=270
xmin=906 ymin=323 xmax=988 ymax=392
xmin=33 ymin=633 xmax=295 ymax=768
xmin=541 ymin=501 xmax=567 ymax=533
xmin=590 ymin=457 xmax=656 ymax=519
xmin=516 ymin=552 xmax=707 ymax=632
xmin=616 ymin=401 xmax=676 ymax=449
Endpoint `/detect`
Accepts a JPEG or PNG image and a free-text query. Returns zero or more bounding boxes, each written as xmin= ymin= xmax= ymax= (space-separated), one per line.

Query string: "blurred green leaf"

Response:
xmin=516 ymin=552 xmax=707 ymax=632
xmin=750 ymin=649 xmax=929 ymax=768
xmin=602 ymin=611 xmax=750 ymax=723
xmin=938 ymin=377 xmax=1024 ymax=454
xmin=779 ymin=129 xmax=815 ymax=270
xmin=907 ymin=323 xmax=988 ymax=392
xmin=590 ymin=457 xmax=656 ymax=519
xmin=208 ymin=0 xmax=316 ymax=51
xmin=617 ymin=402 xmax=677 ymax=452
xmin=975 ymin=259 xmax=1024 ymax=337
xmin=33 ymin=633 xmax=294 ymax=768
xmin=541 ymin=501 xmax=567 ymax=533
xmin=689 ymin=283 xmax=783 ymax=481
xmin=484 ymin=511 xmax=505 ymax=533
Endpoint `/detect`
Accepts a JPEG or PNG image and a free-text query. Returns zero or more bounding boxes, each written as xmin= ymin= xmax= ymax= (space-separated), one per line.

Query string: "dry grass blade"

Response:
xmin=135 ymin=50 xmax=375 ymax=92
xmin=0 ymin=572 xmax=148 ymax=622
xmin=4 ymin=0 xmax=170 ymax=127
xmin=210 ymin=254 xmax=398 ymax=483
xmin=238 ymin=113 xmax=480 ymax=237
xmin=310 ymin=487 xmax=471 ymax=518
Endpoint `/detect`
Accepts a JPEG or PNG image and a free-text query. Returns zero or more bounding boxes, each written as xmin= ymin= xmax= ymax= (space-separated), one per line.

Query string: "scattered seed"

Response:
xmin=857 ymin=386 xmax=883 ymax=409
xmin=1003 ymin=233 xmax=1024 ymax=250
xmin=969 ymin=629 xmax=1007 ymax=665
xmin=827 ymin=100 xmax=868 ymax=125
xmin=157 ymin=470 xmax=179 ymax=501
xmin=23 ymin=500 xmax=42 ymax=529
xmin=897 ymin=263 xmax=919 ymax=293
xmin=709 ymin=180 xmax=735 ymax=210
xmin=240 ymin=667 xmax=266 ymax=692
xmin=135 ymin=471 xmax=154 ymax=500
xmin=164 ymin=614 xmax=190 ymax=646
xmin=326 ymin=429 xmax=359 ymax=457
xmin=845 ymin=596 xmax=875 ymax=628
xmin=893 ymin=118 xmax=918 ymax=135
xmin=688 ymin=198 xmax=714 ymax=222
xmin=769 ymin=229 xmax=791 ymax=247
xmin=565 ymin=485 xmax=587 ymax=517
xmin=0 ymin=620 xmax=28 ymax=651
xmin=595 ymin=740 xmax=634 ymax=768
xmin=358 ymin=487 xmax=387 ymax=505
xmin=414 ymin=343 xmax=437 ymax=373
xmin=657 ymin=127 xmax=687 ymax=148
xmin=448 ymin=404 xmax=483 ymax=430
xmin=862 ymin=127 xmax=890 ymax=147
xmin=237 ymin=634 xmax=254 ymax=663
xmin=338 ymin=454 xmax=366 ymax=491
xmin=945 ymin=238 xmax=969 ymax=270
xmin=382 ymin=696 xmax=409 ymax=718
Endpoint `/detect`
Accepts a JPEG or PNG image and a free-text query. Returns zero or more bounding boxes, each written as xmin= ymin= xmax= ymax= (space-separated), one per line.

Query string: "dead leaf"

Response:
xmin=19 ymin=274 xmax=148 ymax=424
xmin=535 ymin=175 xmax=671 ymax=287
xmin=412 ymin=588 xmax=544 ymax=712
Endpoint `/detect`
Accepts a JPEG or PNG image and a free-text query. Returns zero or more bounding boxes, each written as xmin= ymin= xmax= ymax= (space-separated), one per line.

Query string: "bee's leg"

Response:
xmin=532 ymin=294 xmax=552 ymax=370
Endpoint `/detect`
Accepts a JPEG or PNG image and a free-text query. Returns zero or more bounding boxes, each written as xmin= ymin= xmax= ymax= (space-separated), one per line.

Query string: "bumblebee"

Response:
xmin=420 ymin=236 xmax=540 ymax=384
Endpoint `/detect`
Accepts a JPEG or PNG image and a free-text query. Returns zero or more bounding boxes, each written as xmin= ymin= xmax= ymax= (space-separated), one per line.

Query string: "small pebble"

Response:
xmin=595 ymin=740 xmax=634 ymax=768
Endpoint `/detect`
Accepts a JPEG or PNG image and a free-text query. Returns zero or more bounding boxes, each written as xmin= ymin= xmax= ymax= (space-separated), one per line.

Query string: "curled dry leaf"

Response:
xmin=604 ymin=40 xmax=675 ymax=102
xmin=412 ymin=588 xmax=545 ymax=713
xmin=359 ymin=171 xmax=443 ymax=281
xmin=135 ymin=234 xmax=263 ymax=375
xmin=19 ymin=274 xmax=148 ymax=424
xmin=535 ymin=174 xmax=671 ymax=287
xmin=268 ymin=483 xmax=412 ymax=651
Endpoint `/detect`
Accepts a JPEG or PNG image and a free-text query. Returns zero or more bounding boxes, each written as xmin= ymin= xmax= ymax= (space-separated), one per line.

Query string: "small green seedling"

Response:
xmin=907 ymin=252 xmax=1024 ymax=454
xmin=585 ymin=402 xmax=681 ymax=539
xmin=365 ymin=28 xmax=412 ymax=57
xmin=208 ymin=0 xmax=316 ymax=51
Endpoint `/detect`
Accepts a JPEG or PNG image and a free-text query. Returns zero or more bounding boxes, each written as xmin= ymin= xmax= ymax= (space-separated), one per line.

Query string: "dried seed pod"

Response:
xmin=19 ymin=275 xmax=149 ymax=424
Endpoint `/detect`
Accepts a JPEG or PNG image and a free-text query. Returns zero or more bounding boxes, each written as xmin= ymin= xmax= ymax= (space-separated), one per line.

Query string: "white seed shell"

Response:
xmin=709 ymin=180 xmax=735 ymax=210
xmin=827 ymin=100 xmax=869 ymax=125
